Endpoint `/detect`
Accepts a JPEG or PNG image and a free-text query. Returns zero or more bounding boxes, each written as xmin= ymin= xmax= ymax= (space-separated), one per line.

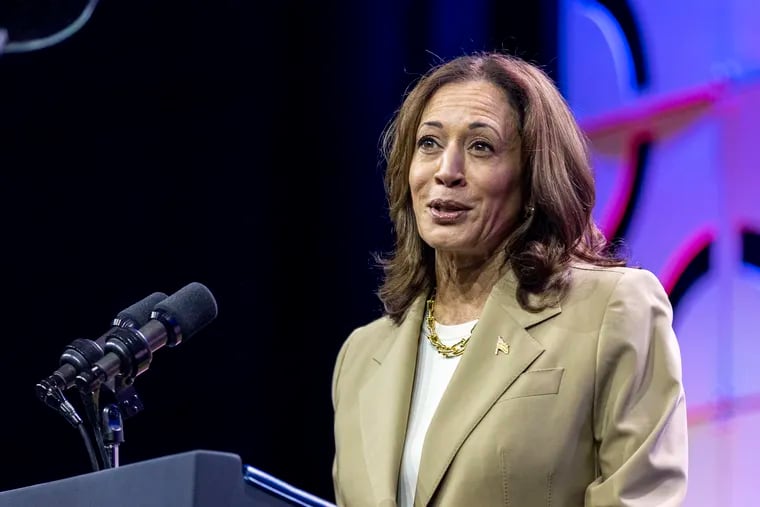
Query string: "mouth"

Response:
xmin=427 ymin=199 xmax=471 ymax=212
xmin=427 ymin=199 xmax=471 ymax=223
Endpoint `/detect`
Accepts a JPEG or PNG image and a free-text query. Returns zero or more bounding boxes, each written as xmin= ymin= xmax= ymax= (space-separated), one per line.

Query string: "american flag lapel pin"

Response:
xmin=494 ymin=336 xmax=510 ymax=355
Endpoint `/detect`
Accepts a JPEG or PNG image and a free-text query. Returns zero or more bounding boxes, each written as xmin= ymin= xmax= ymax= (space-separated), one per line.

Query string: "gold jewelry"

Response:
xmin=494 ymin=336 xmax=510 ymax=355
xmin=425 ymin=294 xmax=476 ymax=358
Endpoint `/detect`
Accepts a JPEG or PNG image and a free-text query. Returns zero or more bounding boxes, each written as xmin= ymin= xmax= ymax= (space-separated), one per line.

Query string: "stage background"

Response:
xmin=0 ymin=1 xmax=756 ymax=505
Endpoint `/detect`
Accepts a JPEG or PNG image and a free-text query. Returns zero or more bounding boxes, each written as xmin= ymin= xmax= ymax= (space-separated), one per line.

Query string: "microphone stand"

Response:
xmin=101 ymin=403 xmax=124 ymax=467
xmin=105 ymin=379 xmax=144 ymax=468
xmin=79 ymin=376 xmax=144 ymax=469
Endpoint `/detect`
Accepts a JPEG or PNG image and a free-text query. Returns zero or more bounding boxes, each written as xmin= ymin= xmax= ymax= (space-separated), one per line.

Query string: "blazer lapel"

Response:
xmin=414 ymin=273 xmax=561 ymax=506
xmin=359 ymin=296 xmax=427 ymax=505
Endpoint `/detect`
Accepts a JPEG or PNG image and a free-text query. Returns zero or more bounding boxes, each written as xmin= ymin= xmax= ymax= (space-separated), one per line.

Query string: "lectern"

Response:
xmin=0 ymin=449 xmax=336 ymax=507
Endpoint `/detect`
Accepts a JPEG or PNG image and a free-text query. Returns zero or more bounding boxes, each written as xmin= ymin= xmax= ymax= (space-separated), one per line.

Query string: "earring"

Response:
xmin=525 ymin=205 xmax=535 ymax=218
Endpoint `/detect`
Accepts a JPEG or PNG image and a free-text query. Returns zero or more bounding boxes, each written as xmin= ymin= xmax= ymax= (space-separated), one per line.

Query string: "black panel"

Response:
xmin=596 ymin=0 xmax=649 ymax=88
xmin=611 ymin=141 xmax=650 ymax=242
xmin=669 ymin=243 xmax=712 ymax=313
xmin=742 ymin=230 xmax=760 ymax=267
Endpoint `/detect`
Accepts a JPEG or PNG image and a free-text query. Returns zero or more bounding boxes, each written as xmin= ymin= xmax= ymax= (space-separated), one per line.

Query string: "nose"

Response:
xmin=434 ymin=146 xmax=465 ymax=187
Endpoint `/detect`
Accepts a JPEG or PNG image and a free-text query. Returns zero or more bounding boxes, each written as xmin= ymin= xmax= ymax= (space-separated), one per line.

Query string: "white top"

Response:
xmin=396 ymin=318 xmax=478 ymax=507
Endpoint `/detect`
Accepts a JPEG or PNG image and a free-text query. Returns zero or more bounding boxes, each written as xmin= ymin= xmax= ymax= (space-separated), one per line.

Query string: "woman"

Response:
xmin=331 ymin=52 xmax=687 ymax=507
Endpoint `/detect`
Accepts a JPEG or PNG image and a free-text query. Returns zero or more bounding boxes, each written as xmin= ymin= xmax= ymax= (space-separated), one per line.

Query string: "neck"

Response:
xmin=432 ymin=250 xmax=508 ymax=325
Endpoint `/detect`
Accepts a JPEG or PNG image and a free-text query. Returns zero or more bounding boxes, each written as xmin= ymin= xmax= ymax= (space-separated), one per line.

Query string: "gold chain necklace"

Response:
xmin=425 ymin=295 xmax=476 ymax=358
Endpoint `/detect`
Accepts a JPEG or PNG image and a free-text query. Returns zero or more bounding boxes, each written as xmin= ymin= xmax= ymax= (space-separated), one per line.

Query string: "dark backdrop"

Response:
xmin=0 ymin=1 xmax=552 ymax=501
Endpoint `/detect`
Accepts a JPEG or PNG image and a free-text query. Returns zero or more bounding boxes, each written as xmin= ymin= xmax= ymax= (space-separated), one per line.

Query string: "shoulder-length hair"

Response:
xmin=376 ymin=51 xmax=625 ymax=325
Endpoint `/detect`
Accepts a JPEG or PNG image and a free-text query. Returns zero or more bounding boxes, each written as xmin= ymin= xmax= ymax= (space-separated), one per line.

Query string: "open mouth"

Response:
xmin=428 ymin=199 xmax=470 ymax=222
xmin=428 ymin=199 xmax=470 ymax=212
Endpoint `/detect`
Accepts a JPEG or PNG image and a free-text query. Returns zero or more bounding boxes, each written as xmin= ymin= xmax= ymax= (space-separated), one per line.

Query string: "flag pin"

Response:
xmin=494 ymin=336 xmax=510 ymax=355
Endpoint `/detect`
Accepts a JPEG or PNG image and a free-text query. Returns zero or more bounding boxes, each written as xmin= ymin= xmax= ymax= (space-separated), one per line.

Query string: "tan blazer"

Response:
xmin=331 ymin=265 xmax=688 ymax=506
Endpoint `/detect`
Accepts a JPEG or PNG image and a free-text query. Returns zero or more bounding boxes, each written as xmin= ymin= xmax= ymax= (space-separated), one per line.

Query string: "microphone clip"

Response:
xmin=35 ymin=378 xmax=83 ymax=428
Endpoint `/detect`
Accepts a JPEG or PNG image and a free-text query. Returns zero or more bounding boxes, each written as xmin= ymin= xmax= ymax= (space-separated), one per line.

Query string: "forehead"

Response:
xmin=419 ymin=80 xmax=516 ymax=127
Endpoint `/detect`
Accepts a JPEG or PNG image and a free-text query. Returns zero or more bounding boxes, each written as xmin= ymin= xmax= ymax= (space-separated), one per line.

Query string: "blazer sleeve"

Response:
xmin=585 ymin=268 xmax=688 ymax=506
xmin=331 ymin=333 xmax=352 ymax=507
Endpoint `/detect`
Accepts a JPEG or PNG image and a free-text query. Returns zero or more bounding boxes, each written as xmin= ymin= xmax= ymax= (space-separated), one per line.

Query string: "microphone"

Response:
xmin=36 ymin=291 xmax=169 ymax=397
xmin=75 ymin=282 xmax=218 ymax=392
xmin=35 ymin=291 xmax=168 ymax=425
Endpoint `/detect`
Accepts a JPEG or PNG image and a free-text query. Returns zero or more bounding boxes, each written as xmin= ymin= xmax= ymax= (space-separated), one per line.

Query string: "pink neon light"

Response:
xmin=580 ymin=81 xmax=727 ymax=140
xmin=687 ymin=392 xmax=760 ymax=427
xmin=659 ymin=227 xmax=717 ymax=294
xmin=598 ymin=135 xmax=649 ymax=239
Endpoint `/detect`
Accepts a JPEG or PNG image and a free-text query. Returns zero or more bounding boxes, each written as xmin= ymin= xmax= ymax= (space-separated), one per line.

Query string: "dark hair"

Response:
xmin=376 ymin=51 xmax=626 ymax=325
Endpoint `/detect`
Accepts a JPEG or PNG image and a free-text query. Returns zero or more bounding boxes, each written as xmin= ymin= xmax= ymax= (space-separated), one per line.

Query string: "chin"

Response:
xmin=421 ymin=232 xmax=470 ymax=252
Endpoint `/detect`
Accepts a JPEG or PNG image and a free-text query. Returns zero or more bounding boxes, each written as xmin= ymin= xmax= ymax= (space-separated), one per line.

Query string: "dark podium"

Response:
xmin=0 ymin=450 xmax=336 ymax=507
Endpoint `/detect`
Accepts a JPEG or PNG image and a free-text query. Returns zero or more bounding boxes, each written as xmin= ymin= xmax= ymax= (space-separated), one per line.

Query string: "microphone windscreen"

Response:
xmin=154 ymin=282 xmax=218 ymax=340
xmin=115 ymin=292 xmax=169 ymax=327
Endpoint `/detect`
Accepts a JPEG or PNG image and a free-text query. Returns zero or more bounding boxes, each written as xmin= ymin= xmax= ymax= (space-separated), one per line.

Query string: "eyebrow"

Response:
xmin=420 ymin=120 xmax=501 ymax=138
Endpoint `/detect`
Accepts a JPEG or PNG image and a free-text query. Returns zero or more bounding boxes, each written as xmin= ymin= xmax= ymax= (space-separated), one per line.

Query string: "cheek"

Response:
xmin=482 ymin=177 xmax=522 ymax=220
xmin=481 ymin=172 xmax=517 ymax=199
xmin=408 ymin=166 xmax=426 ymax=203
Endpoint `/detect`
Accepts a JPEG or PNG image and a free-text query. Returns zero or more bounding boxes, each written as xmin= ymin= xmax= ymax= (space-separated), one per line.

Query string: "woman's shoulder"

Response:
xmin=337 ymin=313 xmax=397 ymax=357
xmin=347 ymin=314 xmax=397 ymax=341
xmin=570 ymin=263 xmax=664 ymax=287
xmin=568 ymin=263 xmax=670 ymax=305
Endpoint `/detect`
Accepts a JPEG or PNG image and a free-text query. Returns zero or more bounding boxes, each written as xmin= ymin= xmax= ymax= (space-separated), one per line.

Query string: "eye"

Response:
xmin=470 ymin=140 xmax=494 ymax=154
xmin=417 ymin=135 xmax=440 ymax=152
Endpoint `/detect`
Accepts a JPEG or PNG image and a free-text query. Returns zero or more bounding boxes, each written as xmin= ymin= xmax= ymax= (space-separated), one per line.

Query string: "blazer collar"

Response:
xmin=359 ymin=294 xmax=427 ymax=505
xmin=415 ymin=271 xmax=561 ymax=506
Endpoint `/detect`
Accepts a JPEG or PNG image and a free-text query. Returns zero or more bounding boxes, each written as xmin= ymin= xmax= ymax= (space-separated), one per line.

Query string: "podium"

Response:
xmin=0 ymin=450 xmax=336 ymax=507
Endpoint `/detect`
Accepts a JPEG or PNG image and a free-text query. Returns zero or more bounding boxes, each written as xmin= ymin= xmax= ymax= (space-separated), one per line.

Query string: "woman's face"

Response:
xmin=409 ymin=80 xmax=523 ymax=259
